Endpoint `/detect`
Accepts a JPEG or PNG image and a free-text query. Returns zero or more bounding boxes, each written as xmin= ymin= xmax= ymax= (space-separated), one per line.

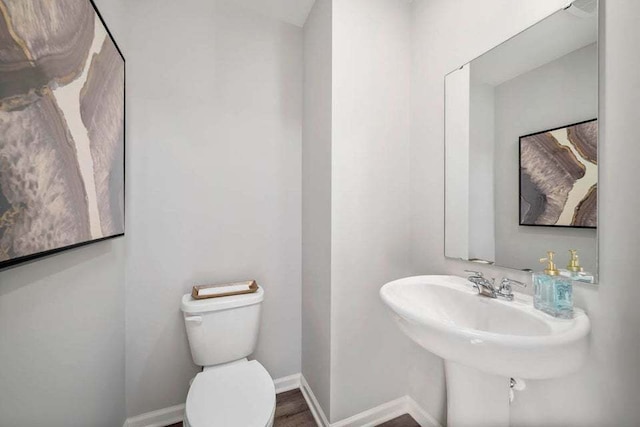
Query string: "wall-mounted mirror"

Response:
xmin=445 ymin=1 xmax=599 ymax=283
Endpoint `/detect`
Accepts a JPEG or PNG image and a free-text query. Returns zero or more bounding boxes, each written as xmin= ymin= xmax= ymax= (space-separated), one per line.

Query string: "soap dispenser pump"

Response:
xmin=540 ymin=251 xmax=559 ymax=276
xmin=566 ymin=249 xmax=583 ymax=273
xmin=559 ymin=249 xmax=595 ymax=283
xmin=533 ymin=251 xmax=574 ymax=319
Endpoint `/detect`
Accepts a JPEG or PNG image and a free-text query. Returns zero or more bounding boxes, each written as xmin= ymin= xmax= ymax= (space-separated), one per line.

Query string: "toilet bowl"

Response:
xmin=181 ymin=286 xmax=275 ymax=427
xmin=184 ymin=359 xmax=275 ymax=427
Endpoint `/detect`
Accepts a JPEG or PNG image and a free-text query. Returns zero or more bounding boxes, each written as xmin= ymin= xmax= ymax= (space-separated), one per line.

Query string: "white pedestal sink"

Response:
xmin=380 ymin=275 xmax=590 ymax=427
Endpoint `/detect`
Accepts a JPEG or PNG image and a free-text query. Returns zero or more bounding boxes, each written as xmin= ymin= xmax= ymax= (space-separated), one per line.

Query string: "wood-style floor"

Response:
xmin=167 ymin=389 xmax=420 ymax=427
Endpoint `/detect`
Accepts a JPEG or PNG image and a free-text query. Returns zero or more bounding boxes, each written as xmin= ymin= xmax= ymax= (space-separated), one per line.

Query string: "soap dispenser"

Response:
xmin=533 ymin=251 xmax=573 ymax=319
xmin=559 ymin=249 xmax=595 ymax=283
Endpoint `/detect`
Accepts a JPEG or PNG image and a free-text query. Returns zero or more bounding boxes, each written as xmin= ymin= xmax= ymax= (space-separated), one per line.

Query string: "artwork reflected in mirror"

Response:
xmin=0 ymin=0 xmax=125 ymax=270
xmin=444 ymin=3 xmax=599 ymax=282
xmin=520 ymin=119 xmax=597 ymax=228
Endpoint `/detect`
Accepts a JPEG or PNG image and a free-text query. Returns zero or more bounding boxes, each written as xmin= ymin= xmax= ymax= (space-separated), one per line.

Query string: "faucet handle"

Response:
xmin=500 ymin=278 xmax=527 ymax=288
xmin=464 ymin=270 xmax=484 ymax=277
xmin=496 ymin=277 xmax=526 ymax=301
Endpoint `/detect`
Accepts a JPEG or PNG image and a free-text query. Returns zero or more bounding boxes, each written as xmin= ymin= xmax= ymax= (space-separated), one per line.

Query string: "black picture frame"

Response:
xmin=518 ymin=118 xmax=598 ymax=230
xmin=0 ymin=0 xmax=126 ymax=271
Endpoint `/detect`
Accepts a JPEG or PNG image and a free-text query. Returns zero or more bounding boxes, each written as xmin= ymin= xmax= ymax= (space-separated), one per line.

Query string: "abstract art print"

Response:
xmin=520 ymin=119 xmax=597 ymax=228
xmin=0 ymin=0 xmax=124 ymax=269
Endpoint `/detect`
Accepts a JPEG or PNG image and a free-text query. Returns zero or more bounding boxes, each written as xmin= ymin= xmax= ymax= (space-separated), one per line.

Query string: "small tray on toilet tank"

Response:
xmin=191 ymin=280 xmax=258 ymax=300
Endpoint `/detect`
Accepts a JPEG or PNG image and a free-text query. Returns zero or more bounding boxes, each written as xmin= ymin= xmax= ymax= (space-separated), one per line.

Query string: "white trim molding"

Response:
xmin=331 ymin=396 xmax=408 ymax=427
xmin=123 ymin=373 xmax=441 ymax=427
xmin=123 ymin=403 xmax=184 ymax=427
xmin=298 ymin=374 xmax=441 ymax=427
xmin=274 ymin=373 xmax=302 ymax=393
xmin=405 ymin=396 xmax=443 ymax=427
xmin=300 ymin=374 xmax=331 ymax=427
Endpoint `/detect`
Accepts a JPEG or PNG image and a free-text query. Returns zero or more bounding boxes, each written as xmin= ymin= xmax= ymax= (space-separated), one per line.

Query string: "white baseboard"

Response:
xmin=123 ymin=404 xmax=184 ymax=427
xmin=274 ymin=373 xmax=302 ymax=393
xmin=405 ymin=396 xmax=443 ymax=427
xmin=298 ymin=374 xmax=441 ymax=427
xmin=300 ymin=374 xmax=331 ymax=426
xmin=331 ymin=396 xmax=408 ymax=427
xmin=123 ymin=372 xmax=441 ymax=427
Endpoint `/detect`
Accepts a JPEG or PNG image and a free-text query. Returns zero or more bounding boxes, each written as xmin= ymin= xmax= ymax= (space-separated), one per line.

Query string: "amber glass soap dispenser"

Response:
xmin=533 ymin=251 xmax=574 ymax=319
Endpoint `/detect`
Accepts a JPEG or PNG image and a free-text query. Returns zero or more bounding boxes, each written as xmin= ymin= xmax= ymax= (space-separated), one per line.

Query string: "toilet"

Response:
xmin=181 ymin=286 xmax=275 ymax=427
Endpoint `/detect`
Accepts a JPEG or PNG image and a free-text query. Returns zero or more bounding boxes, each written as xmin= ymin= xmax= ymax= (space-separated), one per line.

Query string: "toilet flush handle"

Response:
xmin=185 ymin=315 xmax=203 ymax=324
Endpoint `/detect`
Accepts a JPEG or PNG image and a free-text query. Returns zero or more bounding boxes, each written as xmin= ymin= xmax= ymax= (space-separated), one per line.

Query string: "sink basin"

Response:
xmin=380 ymin=275 xmax=590 ymax=379
xmin=380 ymin=275 xmax=590 ymax=426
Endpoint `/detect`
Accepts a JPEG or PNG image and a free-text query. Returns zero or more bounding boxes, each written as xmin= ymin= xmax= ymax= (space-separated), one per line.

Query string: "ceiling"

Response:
xmin=470 ymin=7 xmax=598 ymax=87
xmin=219 ymin=0 xmax=317 ymax=27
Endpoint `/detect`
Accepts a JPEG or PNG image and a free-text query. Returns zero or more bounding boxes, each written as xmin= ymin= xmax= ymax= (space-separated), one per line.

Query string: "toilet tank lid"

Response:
xmin=181 ymin=286 xmax=264 ymax=313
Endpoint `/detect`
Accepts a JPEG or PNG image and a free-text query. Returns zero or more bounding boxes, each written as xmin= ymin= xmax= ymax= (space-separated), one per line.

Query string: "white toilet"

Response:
xmin=181 ymin=286 xmax=275 ymax=427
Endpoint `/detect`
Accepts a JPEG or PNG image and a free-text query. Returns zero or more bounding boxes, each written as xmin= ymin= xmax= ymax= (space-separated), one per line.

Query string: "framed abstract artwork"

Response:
xmin=0 ymin=0 xmax=125 ymax=269
xmin=520 ymin=119 xmax=597 ymax=228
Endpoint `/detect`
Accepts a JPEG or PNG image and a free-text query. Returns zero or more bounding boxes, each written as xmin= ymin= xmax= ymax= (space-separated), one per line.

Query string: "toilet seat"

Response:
xmin=185 ymin=360 xmax=276 ymax=427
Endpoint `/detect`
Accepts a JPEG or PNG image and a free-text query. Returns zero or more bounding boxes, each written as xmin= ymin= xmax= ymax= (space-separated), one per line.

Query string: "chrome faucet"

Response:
xmin=465 ymin=271 xmax=527 ymax=301
xmin=465 ymin=270 xmax=497 ymax=298
xmin=496 ymin=277 xmax=527 ymax=301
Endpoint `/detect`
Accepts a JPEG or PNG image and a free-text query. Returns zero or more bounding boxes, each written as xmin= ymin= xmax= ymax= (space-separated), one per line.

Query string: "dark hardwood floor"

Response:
xmin=167 ymin=389 xmax=419 ymax=427
xmin=274 ymin=389 xmax=318 ymax=425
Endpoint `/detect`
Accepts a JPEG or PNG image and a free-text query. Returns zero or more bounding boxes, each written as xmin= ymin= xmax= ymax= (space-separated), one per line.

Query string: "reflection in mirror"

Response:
xmin=445 ymin=3 xmax=598 ymax=283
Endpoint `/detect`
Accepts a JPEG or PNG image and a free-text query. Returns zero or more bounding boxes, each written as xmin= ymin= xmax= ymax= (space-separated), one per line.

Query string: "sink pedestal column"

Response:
xmin=445 ymin=361 xmax=510 ymax=427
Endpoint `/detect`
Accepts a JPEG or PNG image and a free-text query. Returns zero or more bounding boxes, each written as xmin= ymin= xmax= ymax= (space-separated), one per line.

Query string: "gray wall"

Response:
xmin=125 ymin=0 xmax=303 ymax=417
xmin=330 ymin=0 xmax=417 ymax=421
xmin=302 ymin=0 xmax=333 ymax=417
xmin=301 ymin=0 xmax=426 ymax=422
xmin=0 ymin=242 xmax=126 ymax=427
xmin=469 ymin=80 xmax=496 ymax=261
xmin=411 ymin=0 xmax=640 ymax=425
xmin=494 ymin=43 xmax=598 ymax=273
xmin=0 ymin=0 xmax=127 ymax=425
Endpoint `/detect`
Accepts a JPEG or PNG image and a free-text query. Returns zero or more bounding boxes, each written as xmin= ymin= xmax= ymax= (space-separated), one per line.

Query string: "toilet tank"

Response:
xmin=181 ymin=287 xmax=264 ymax=367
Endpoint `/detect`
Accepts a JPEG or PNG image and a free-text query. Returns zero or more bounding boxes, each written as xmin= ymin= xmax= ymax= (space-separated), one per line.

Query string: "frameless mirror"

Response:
xmin=445 ymin=2 xmax=599 ymax=283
